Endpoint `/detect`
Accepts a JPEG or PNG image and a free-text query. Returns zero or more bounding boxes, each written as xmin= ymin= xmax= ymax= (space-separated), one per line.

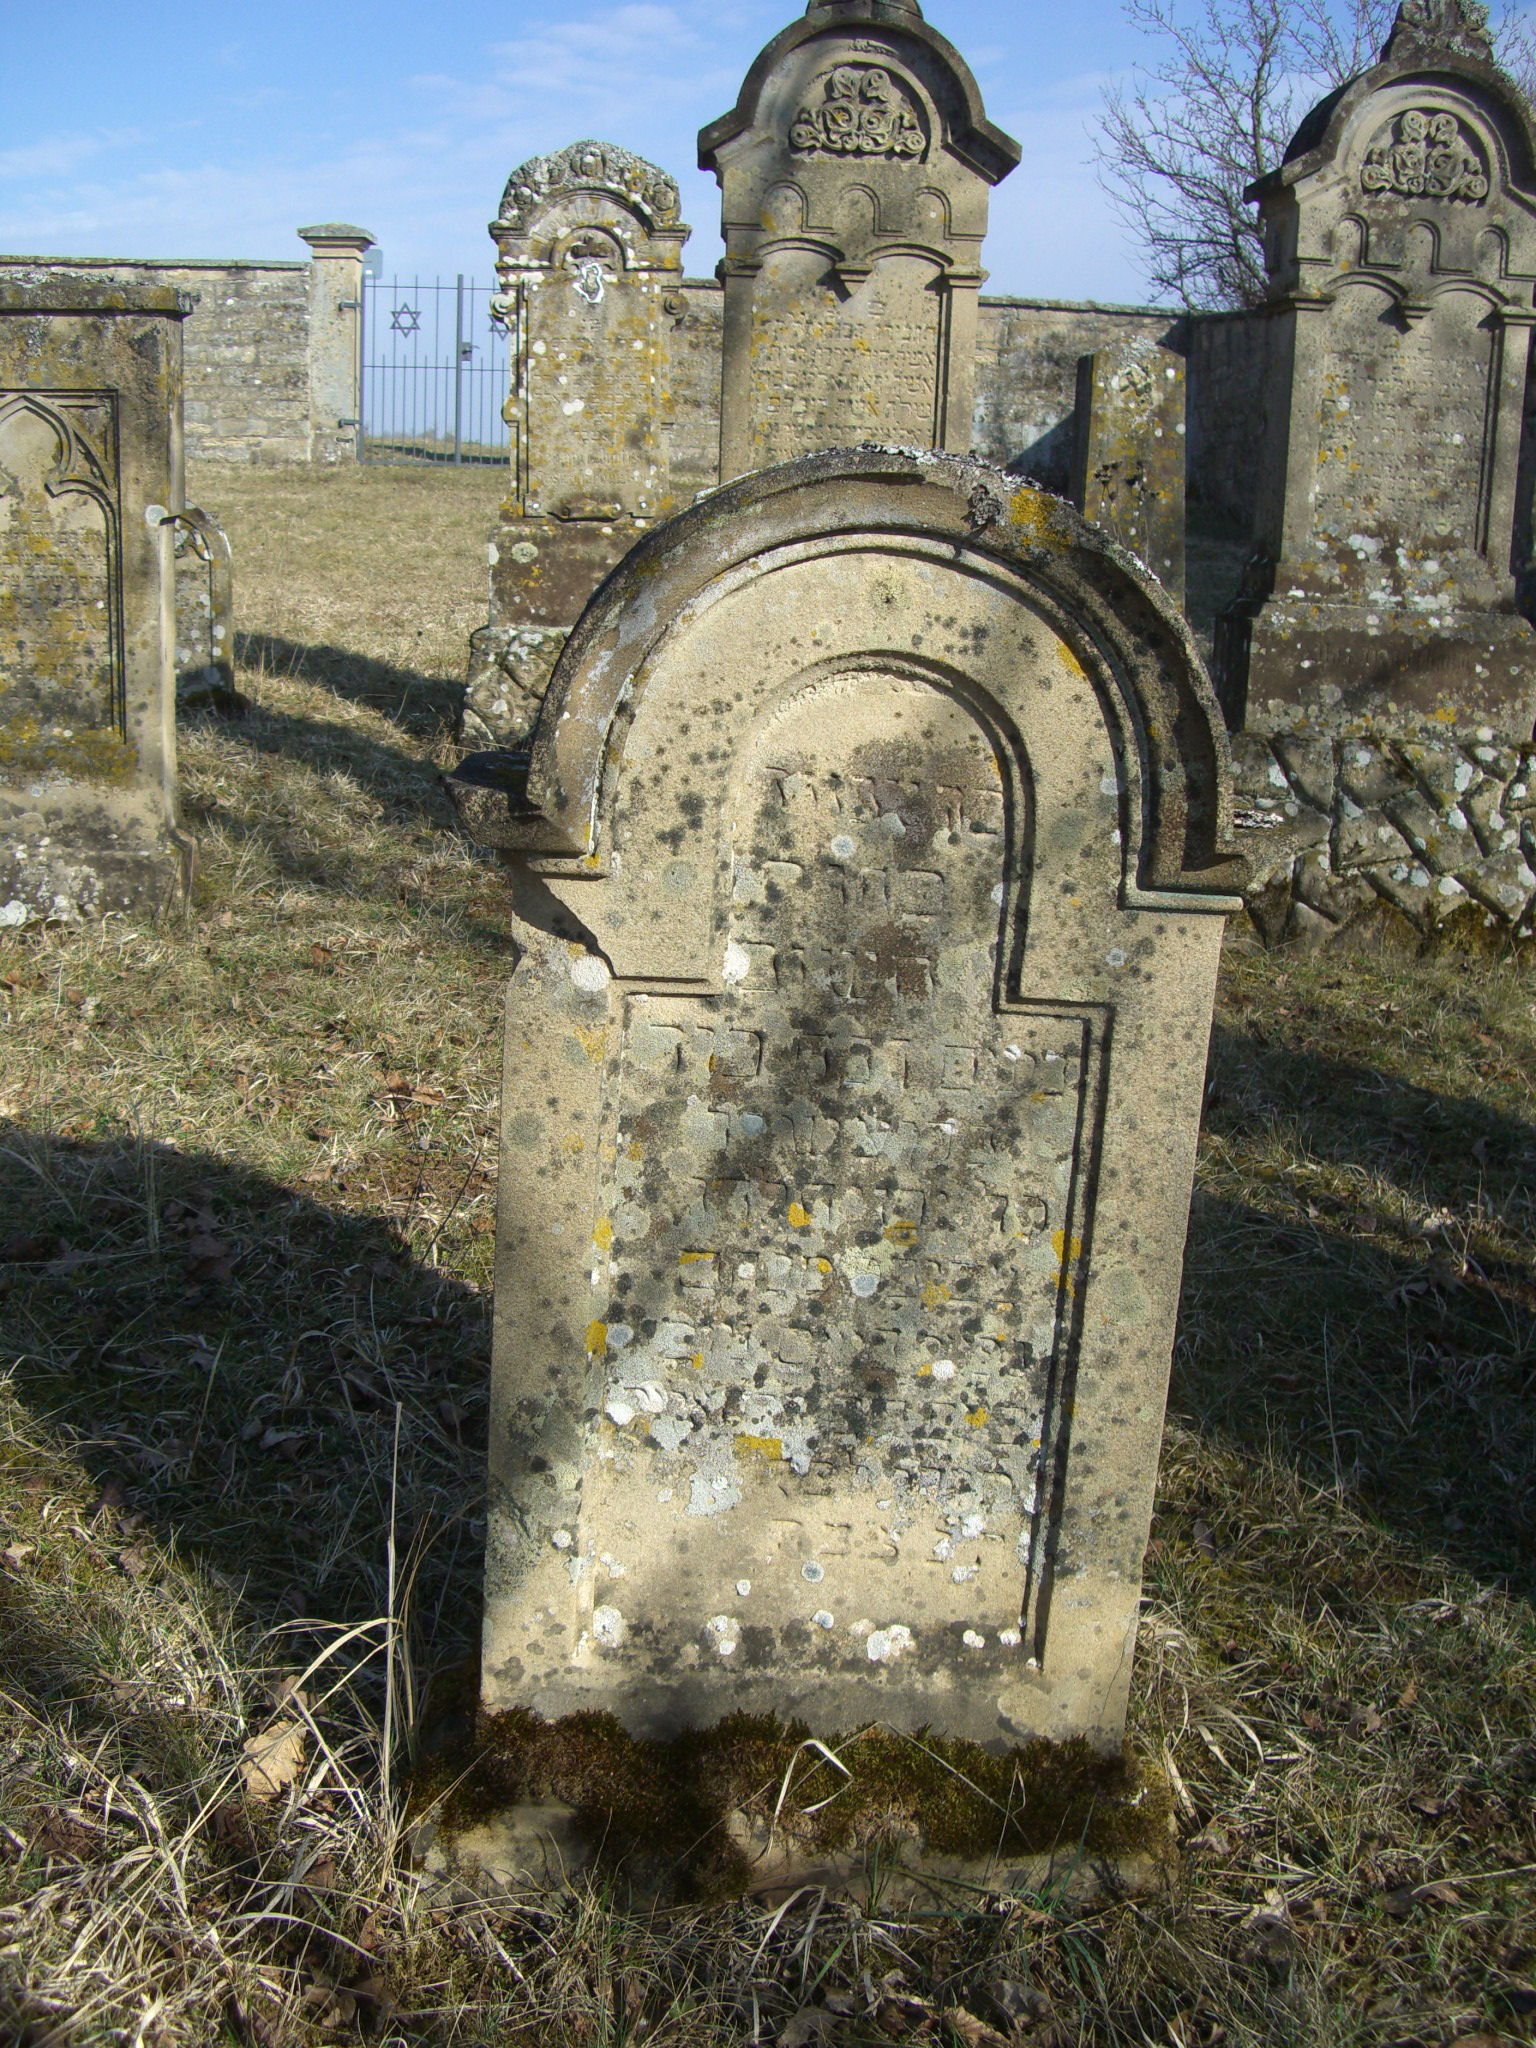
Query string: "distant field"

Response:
xmin=0 ymin=461 xmax=1532 ymax=2047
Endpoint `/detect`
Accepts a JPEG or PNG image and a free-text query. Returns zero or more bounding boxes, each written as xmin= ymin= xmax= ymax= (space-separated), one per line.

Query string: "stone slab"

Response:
xmin=452 ymin=448 xmax=1242 ymax=1764
xmin=1071 ymin=339 xmax=1186 ymax=606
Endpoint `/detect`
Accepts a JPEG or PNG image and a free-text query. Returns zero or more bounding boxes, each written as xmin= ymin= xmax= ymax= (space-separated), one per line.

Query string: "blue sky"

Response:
xmin=1 ymin=1 xmax=1182 ymax=303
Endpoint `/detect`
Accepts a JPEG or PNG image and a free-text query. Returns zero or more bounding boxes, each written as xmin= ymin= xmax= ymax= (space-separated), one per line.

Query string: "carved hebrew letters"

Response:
xmin=790 ymin=65 xmax=926 ymax=159
xmin=585 ymin=672 xmax=1090 ymax=1652
xmin=0 ymin=393 xmax=121 ymax=746
xmin=1361 ymin=109 xmax=1489 ymax=201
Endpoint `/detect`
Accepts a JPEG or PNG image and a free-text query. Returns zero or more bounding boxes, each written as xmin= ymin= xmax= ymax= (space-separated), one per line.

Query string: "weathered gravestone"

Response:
xmin=700 ymin=0 xmax=1020 ymax=482
xmin=1218 ymin=0 xmax=1536 ymax=735
xmin=0 ymin=275 xmax=194 ymax=924
xmin=463 ymin=143 xmax=691 ymax=749
xmin=1071 ymin=339 xmax=1186 ymax=608
xmin=447 ymin=449 xmax=1242 ymax=1881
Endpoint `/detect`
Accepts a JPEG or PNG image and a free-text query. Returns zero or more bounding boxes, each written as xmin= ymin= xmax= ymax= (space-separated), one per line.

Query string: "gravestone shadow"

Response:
xmin=234 ymin=630 xmax=467 ymax=740
xmin=0 ymin=1123 xmax=490 ymax=1686
xmin=1175 ymin=1024 xmax=1536 ymax=1597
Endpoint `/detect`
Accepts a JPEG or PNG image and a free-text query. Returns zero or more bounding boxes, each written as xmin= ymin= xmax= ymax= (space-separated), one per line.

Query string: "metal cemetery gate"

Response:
xmin=359 ymin=274 xmax=510 ymax=465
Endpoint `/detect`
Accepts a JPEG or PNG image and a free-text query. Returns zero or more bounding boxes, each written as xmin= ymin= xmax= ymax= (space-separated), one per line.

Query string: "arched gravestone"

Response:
xmin=1221 ymin=0 xmax=1536 ymax=735
xmin=454 ymin=450 xmax=1242 ymax=1755
xmin=464 ymin=144 xmax=691 ymax=749
xmin=699 ymin=0 xmax=1019 ymax=482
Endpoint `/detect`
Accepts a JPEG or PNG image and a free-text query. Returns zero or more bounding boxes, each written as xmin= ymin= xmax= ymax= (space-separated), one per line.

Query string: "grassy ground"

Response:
xmin=0 ymin=462 xmax=1532 ymax=2047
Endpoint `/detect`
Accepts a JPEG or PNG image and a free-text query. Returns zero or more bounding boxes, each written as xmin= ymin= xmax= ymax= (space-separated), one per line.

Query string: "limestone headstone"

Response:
xmin=1071 ymin=339 xmax=1186 ymax=607
xmin=463 ymin=144 xmax=690 ymax=750
xmin=1219 ymin=0 xmax=1536 ymax=734
xmin=700 ymin=0 xmax=1020 ymax=481
xmin=449 ymin=449 xmax=1242 ymax=1761
xmin=0 ymin=275 xmax=194 ymax=923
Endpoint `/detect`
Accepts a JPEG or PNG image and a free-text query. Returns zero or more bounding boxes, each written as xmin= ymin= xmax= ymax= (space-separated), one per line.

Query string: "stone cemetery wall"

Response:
xmin=0 ymin=223 xmax=372 ymax=465
xmin=0 ymin=273 xmax=195 ymax=924
xmin=445 ymin=450 xmax=1241 ymax=1872
xmin=700 ymin=0 xmax=1021 ymax=481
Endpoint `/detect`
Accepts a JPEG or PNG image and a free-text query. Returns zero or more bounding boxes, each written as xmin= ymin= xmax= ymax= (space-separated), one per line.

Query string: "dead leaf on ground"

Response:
xmin=1 ymin=1542 xmax=34 ymax=1570
xmin=1410 ymin=1792 xmax=1455 ymax=1818
xmin=183 ymin=1230 xmax=236 ymax=1284
xmin=241 ymin=1717 xmax=307 ymax=1802
xmin=1192 ymin=1519 xmax=1216 ymax=1557
xmin=945 ymin=2008 xmax=1012 ymax=2048
xmin=116 ymin=1542 xmax=153 ymax=1578
xmin=1347 ymin=1704 xmax=1384 ymax=1738
xmin=777 ymin=2010 xmax=841 ymax=2048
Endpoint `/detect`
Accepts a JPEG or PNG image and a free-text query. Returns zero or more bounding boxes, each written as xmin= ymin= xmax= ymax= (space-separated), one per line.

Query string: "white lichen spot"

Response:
xmin=829 ymin=834 xmax=857 ymax=860
xmin=951 ymin=1564 xmax=979 ymax=1584
xmin=706 ymin=1614 xmax=740 ymax=1656
xmin=802 ymin=1560 xmax=825 ymax=1583
xmin=812 ymin=1609 xmax=835 ymax=1629
xmin=932 ymin=1536 xmax=954 ymax=1561
xmin=722 ymin=940 xmax=751 ymax=985
xmin=962 ymin=1629 xmax=986 ymax=1649
xmin=605 ymin=1398 xmax=637 ymax=1427
xmin=998 ymin=1627 xmax=1022 ymax=1648
xmin=592 ymin=1605 xmax=624 ymax=1647
xmin=736 ymin=1579 xmax=752 ymax=1598
xmin=1106 ymin=947 xmax=1127 ymax=969
xmin=929 ymin=1358 xmax=956 ymax=1381
xmin=866 ymin=1624 xmax=914 ymax=1664
xmin=570 ymin=954 xmax=611 ymax=994
xmin=551 ymin=1528 xmax=573 ymax=1550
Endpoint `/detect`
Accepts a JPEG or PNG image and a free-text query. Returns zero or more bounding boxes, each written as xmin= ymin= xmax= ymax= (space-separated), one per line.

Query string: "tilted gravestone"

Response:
xmin=0 ymin=275 xmax=195 ymax=924
xmin=1071 ymin=339 xmax=1186 ymax=608
xmin=700 ymin=0 xmax=1020 ymax=482
xmin=448 ymin=450 xmax=1242 ymax=1863
xmin=463 ymin=142 xmax=691 ymax=749
xmin=1219 ymin=0 xmax=1536 ymax=735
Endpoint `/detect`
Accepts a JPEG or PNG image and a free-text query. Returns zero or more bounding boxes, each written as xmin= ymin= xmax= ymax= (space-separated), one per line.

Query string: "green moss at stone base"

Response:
xmin=410 ymin=1706 xmax=1175 ymax=1901
xmin=0 ymin=710 xmax=136 ymax=784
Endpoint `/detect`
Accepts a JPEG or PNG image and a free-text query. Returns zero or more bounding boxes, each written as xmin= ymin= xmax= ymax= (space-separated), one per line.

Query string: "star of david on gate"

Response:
xmin=390 ymin=305 xmax=421 ymax=335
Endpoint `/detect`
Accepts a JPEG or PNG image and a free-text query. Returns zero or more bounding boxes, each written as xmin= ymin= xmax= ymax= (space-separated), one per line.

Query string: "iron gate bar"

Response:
xmin=359 ymin=272 xmax=510 ymax=466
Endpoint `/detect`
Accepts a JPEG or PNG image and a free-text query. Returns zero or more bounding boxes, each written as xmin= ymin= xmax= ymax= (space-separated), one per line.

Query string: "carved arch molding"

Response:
xmin=0 ymin=391 xmax=125 ymax=739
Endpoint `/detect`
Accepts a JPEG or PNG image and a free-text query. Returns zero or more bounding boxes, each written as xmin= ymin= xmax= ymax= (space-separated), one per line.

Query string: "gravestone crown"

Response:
xmin=1381 ymin=0 xmax=1494 ymax=63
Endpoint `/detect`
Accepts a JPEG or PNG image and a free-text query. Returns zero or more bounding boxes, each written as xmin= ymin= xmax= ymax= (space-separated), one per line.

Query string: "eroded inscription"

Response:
xmin=750 ymin=282 xmax=941 ymax=464
xmin=0 ymin=395 xmax=120 ymax=747
xmin=591 ymin=677 xmax=1087 ymax=1580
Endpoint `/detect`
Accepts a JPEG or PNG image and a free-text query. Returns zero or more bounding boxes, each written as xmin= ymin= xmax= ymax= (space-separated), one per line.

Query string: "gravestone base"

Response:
xmin=1229 ymin=597 xmax=1536 ymax=739
xmin=462 ymin=514 xmax=648 ymax=748
xmin=0 ymin=801 xmax=195 ymax=926
xmin=409 ymin=1710 xmax=1177 ymax=1906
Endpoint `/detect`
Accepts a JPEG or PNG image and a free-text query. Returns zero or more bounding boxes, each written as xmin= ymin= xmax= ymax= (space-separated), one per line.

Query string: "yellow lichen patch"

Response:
xmin=690 ymin=1352 xmax=704 ymax=1372
xmin=1053 ymin=1228 xmax=1085 ymax=1298
xmin=1053 ymin=638 xmax=1089 ymax=681
xmin=561 ymin=1132 xmax=586 ymax=1155
xmin=679 ymin=1249 xmax=715 ymax=1267
xmin=966 ymin=1406 xmax=990 ymax=1428
xmin=592 ymin=1217 xmax=613 ymax=1252
xmin=574 ymin=1024 xmax=606 ymax=1063
xmin=1007 ymin=487 xmax=1073 ymax=552
xmin=586 ymin=1321 xmax=608 ymax=1357
xmin=733 ymin=1434 xmax=784 ymax=1461
xmin=917 ymin=1362 xmax=933 ymax=1378
xmin=883 ymin=1217 xmax=919 ymax=1247
xmin=921 ymin=1280 xmax=952 ymax=1310
xmin=817 ymin=1258 xmax=832 ymax=1274
xmin=627 ymin=1139 xmax=644 ymax=1162
xmin=787 ymin=1201 xmax=811 ymax=1229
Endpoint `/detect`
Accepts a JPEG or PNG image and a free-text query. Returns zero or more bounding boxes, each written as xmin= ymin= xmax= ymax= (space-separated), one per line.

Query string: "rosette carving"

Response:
xmin=789 ymin=66 xmax=925 ymax=158
xmin=497 ymin=141 xmax=681 ymax=234
xmin=1361 ymin=109 xmax=1489 ymax=201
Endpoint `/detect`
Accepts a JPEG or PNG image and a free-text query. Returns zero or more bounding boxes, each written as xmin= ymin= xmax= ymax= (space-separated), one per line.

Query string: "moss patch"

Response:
xmin=412 ymin=1705 xmax=1173 ymax=1899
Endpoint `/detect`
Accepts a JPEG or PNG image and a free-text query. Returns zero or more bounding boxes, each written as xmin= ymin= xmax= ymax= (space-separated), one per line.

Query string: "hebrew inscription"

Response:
xmin=1361 ymin=109 xmax=1488 ymax=201
xmin=583 ymin=675 xmax=1092 ymax=1660
xmin=750 ymin=272 xmax=942 ymax=465
xmin=0 ymin=394 xmax=121 ymax=747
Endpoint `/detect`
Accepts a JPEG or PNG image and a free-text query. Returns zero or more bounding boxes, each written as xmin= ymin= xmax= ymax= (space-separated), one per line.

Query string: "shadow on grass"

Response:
xmin=0 ymin=1124 xmax=489 ymax=1681
xmin=1176 ymin=1024 xmax=1536 ymax=1599
xmin=236 ymin=631 xmax=466 ymax=741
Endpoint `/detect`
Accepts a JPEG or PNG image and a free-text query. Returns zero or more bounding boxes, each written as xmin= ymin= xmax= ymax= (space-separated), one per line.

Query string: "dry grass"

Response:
xmin=0 ymin=461 xmax=1532 ymax=2045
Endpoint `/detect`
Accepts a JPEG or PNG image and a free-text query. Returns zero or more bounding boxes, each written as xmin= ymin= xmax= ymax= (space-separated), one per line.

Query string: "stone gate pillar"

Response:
xmin=297 ymin=223 xmax=374 ymax=466
xmin=699 ymin=0 xmax=1020 ymax=481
